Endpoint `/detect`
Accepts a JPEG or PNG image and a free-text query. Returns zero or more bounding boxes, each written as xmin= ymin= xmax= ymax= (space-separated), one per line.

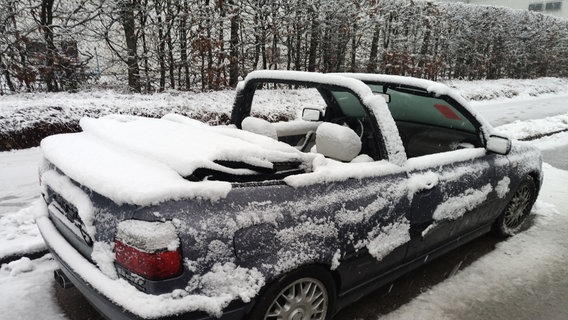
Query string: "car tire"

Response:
xmin=493 ymin=176 xmax=537 ymax=237
xmin=247 ymin=266 xmax=336 ymax=320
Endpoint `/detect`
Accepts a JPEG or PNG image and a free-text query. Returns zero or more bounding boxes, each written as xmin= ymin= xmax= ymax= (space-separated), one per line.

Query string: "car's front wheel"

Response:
xmin=494 ymin=176 xmax=537 ymax=236
xmin=248 ymin=266 xmax=336 ymax=320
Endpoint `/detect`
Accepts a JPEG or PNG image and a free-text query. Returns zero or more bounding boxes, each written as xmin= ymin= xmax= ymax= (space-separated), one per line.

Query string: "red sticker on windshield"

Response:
xmin=434 ymin=104 xmax=461 ymax=120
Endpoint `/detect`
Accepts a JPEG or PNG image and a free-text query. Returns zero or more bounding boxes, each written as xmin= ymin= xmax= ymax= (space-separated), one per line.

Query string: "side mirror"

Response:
xmin=375 ymin=93 xmax=391 ymax=103
xmin=486 ymin=135 xmax=511 ymax=155
xmin=302 ymin=108 xmax=323 ymax=121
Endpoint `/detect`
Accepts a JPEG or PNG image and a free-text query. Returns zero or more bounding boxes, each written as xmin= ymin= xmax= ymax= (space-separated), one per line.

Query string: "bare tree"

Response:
xmin=118 ymin=0 xmax=141 ymax=92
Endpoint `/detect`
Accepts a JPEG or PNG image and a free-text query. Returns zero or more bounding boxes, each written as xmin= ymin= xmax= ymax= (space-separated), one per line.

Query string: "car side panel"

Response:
xmin=404 ymin=149 xmax=503 ymax=259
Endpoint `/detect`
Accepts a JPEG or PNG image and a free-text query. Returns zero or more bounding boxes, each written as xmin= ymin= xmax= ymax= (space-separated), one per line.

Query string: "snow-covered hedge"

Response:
xmin=1 ymin=0 xmax=568 ymax=94
xmin=0 ymin=91 xmax=234 ymax=150
xmin=0 ymin=89 xmax=299 ymax=150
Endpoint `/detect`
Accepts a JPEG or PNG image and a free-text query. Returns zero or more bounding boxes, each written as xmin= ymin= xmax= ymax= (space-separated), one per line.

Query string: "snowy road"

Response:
xmin=1 ymin=93 xmax=568 ymax=320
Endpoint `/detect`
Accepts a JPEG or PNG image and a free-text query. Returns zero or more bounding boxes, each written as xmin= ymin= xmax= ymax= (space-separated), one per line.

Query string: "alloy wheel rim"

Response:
xmin=264 ymin=278 xmax=328 ymax=320
xmin=503 ymin=184 xmax=532 ymax=231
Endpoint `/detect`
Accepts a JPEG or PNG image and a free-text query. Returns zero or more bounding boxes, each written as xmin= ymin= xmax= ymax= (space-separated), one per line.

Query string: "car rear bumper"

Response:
xmin=37 ymin=215 xmax=252 ymax=320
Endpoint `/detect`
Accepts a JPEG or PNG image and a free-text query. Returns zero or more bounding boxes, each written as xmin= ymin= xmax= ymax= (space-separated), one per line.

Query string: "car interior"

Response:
xmin=245 ymin=82 xmax=483 ymax=163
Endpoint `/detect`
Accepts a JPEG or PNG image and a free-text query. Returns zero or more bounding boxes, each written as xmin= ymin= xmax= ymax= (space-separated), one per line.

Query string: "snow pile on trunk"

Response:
xmin=80 ymin=115 xmax=305 ymax=174
xmin=40 ymin=114 xmax=309 ymax=205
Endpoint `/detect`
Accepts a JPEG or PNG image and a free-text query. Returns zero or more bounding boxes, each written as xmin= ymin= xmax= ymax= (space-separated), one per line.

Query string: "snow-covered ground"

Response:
xmin=1 ymin=83 xmax=568 ymax=319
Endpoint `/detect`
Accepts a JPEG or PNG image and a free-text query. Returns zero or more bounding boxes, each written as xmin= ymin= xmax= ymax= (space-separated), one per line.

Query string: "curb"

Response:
xmin=519 ymin=129 xmax=568 ymax=141
xmin=0 ymin=249 xmax=50 ymax=266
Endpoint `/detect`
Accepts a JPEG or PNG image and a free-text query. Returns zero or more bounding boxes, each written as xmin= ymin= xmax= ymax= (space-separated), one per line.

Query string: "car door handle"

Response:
xmin=409 ymin=172 xmax=439 ymax=193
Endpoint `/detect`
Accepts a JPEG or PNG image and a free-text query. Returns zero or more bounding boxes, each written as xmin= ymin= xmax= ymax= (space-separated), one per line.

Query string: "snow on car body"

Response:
xmin=36 ymin=71 xmax=542 ymax=320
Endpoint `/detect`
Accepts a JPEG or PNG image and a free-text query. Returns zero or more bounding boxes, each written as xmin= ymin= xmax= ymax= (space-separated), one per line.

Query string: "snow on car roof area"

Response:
xmin=242 ymin=70 xmax=374 ymax=99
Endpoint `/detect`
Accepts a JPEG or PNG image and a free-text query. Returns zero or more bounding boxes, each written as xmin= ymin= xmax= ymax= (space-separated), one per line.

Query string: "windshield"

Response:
xmin=367 ymin=84 xmax=476 ymax=133
xmin=329 ymin=90 xmax=368 ymax=118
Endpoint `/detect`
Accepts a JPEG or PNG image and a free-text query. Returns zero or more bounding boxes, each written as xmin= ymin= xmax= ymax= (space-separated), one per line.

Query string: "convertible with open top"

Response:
xmin=37 ymin=70 xmax=542 ymax=320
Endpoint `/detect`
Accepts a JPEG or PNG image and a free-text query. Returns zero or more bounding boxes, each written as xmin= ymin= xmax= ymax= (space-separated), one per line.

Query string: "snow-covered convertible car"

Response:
xmin=37 ymin=71 xmax=542 ymax=320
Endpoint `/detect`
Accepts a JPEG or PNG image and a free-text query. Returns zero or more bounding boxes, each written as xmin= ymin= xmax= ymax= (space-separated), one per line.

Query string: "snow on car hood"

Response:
xmin=40 ymin=114 xmax=309 ymax=205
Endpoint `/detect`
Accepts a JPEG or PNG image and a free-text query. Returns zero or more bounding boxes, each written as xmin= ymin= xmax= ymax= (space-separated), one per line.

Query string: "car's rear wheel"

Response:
xmin=494 ymin=176 xmax=537 ymax=236
xmin=248 ymin=266 xmax=336 ymax=320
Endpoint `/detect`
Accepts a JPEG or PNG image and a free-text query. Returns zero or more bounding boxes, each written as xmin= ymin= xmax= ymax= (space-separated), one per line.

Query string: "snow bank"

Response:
xmin=444 ymin=77 xmax=568 ymax=101
xmin=0 ymin=200 xmax=46 ymax=261
xmin=494 ymin=112 xmax=568 ymax=141
xmin=0 ymin=254 xmax=63 ymax=320
xmin=1 ymin=257 xmax=34 ymax=277
xmin=0 ymin=147 xmax=41 ymax=215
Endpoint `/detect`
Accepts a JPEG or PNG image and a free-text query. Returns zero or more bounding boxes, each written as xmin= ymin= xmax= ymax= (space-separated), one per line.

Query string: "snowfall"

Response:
xmin=1 ymin=78 xmax=568 ymax=320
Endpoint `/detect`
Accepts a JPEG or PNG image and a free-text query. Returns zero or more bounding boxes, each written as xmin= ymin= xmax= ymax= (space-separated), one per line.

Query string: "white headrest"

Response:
xmin=315 ymin=122 xmax=361 ymax=162
xmin=241 ymin=117 xmax=278 ymax=140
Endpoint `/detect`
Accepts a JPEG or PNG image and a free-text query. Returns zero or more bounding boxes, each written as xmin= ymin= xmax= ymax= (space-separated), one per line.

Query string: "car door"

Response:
xmin=330 ymin=167 xmax=412 ymax=293
xmin=404 ymin=148 xmax=500 ymax=259
xmin=384 ymin=88 xmax=508 ymax=259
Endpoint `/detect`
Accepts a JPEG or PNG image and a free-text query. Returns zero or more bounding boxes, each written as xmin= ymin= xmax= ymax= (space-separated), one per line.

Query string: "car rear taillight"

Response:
xmin=114 ymin=220 xmax=182 ymax=281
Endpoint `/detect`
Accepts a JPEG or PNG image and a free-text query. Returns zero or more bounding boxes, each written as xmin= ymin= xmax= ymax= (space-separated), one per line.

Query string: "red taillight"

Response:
xmin=114 ymin=239 xmax=182 ymax=280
